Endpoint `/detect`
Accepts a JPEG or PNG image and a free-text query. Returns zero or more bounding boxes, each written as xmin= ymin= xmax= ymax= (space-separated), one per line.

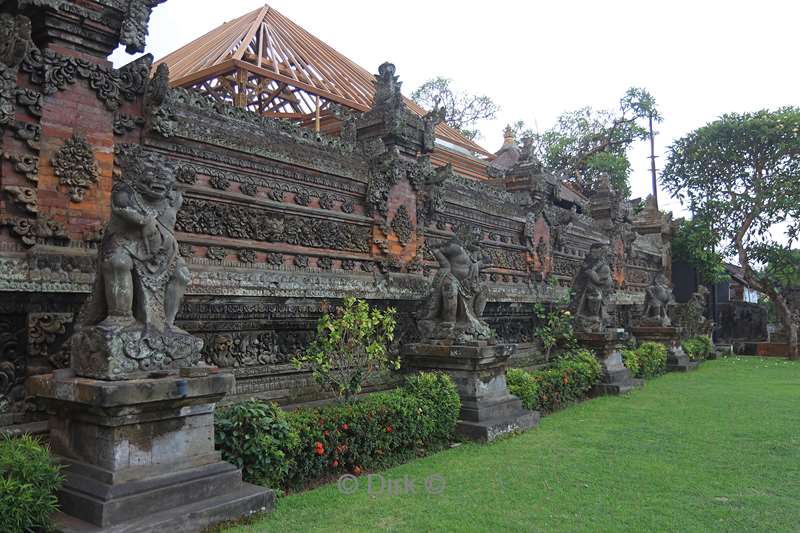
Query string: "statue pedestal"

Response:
xmin=404 ymin=340 xmax=539 ymax=442
xmin=576 ymin=330 xmax=644 ymax=395
xmin=630 ymin=326 xmax=698 ymax=372
xmin=28 ymin=371 xmax=273 ymax=532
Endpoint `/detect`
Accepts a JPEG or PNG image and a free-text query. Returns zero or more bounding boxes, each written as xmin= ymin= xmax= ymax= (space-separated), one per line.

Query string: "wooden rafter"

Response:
xmin=152 ymin=4 xmax=492 ymax=156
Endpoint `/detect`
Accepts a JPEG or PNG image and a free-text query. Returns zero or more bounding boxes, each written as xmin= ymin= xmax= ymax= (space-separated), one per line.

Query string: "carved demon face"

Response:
xmin=135 ymin=158 xmax=176 ymax=200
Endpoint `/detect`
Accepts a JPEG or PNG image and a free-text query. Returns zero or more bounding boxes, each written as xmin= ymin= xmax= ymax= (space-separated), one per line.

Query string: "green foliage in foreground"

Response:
xmin=507 ymin=349 xmax=602 ymax=412
xmin=226 ymin=358 xmax=800 ymax=533
xmin=0 ymin=434 xmax=63 ymax=533
xmin=682 ymin=335 xmax=714 ymax=361
xmin=215 ymin=372 xmax=460 ymax=492
xmin=622 ymin=341 xmax=668 ymax=378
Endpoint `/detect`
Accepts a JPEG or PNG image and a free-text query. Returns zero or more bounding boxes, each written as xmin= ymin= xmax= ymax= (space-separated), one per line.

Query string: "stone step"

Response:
xmin=55 ymin=482 xmax=274 ymax=533
xmin=456 ymin=409 xmax=540 ymax=442
xmin=60 ymin=461 xmax=246 ymax=527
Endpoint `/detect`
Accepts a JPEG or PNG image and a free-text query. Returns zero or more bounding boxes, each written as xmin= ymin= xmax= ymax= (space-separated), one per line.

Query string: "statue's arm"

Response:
xmin=433 ymin=248 xmax=451 ymax=272
xmin=111 ymin=186 xmax=148 ymax=226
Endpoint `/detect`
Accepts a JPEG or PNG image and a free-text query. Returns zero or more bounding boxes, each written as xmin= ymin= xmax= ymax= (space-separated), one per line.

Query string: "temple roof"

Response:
xmin=153 ymin=4 xmax=492 ymax=157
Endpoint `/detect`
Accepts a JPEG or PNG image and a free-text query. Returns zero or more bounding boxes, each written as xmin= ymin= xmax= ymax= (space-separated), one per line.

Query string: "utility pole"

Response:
xmin=648 ymin=114 xmax=658 ymax=209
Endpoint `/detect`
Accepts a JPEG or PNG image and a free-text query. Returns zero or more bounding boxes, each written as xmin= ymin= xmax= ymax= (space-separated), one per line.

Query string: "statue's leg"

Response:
xmin=165 ymin=261 xmax=190 ymax=329
xmin=442 ymin=278 xmax=458 ymax=322
xmin=474 ymin=289 xmax=488 ymax=317
xmin=101 ymin=250 xmax=134 ymax=323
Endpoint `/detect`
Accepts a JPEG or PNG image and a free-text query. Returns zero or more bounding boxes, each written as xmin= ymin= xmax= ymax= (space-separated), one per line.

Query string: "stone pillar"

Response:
xmin=28 ymin=370 xmax=274 ymax=532
xmin=404 ymin=339 xmax=539 ymax=442
xmin=629 ymin=325 xmax=698 ymax=372
xmin=576 ymin=330 xmax=644 ymax=395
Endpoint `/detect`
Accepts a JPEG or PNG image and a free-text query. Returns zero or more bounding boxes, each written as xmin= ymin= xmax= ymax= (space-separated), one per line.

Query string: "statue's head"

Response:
xmin=118 ymin=148 xmax=177 ymax=200
xmin=588 ymin=243 xmax=607 ymax=261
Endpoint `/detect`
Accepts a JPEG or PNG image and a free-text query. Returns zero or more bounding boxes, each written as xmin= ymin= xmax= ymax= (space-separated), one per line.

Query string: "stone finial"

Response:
xmin=503 ymin=124 xmax=515 ymax=145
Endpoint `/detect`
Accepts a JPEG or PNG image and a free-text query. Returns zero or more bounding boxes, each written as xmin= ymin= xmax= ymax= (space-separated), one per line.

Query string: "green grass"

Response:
xmin=227 ymin=358 xmax=800 ymax=532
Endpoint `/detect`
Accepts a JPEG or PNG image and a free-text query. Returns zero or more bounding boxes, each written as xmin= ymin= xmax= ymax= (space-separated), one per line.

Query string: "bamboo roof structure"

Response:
xmin=153 ymin=4 xmax=492 ymax=158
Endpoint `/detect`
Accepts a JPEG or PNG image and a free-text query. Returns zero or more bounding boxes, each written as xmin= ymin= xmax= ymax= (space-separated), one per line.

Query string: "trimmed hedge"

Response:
xmin=622 ymin=341 xmax=668 ymax=378
xmin=682 ymin=335 xmax=714 ymax=361
xmin=215 ymin=371 xmax=460 ymax=491
xmin=0 ymin=434 xmax=63 ymax=533
xmin=507 ymin=349 xmax=602 ymax=413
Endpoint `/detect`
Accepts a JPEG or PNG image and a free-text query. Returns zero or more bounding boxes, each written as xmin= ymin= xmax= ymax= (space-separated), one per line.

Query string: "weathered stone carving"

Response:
xmin=71 ymin=147 xmax=202 ymax=379
xmin=237 ymin=249 xmax=256 ymax=263
xmin=13 ymin=120 xmax=40 ymax=147
xmin=119 ymin=0 xmax=166 ymax=54
xmin=418 ymin=226 xmax=492 ymax=342
xmin=0 ymin=65 xmax=16 ymax=126
xmin=0 ymin=13 xmax=32 ymax=69
xmin=28 ymin=312 xmax=73 ymax=371
xmin=639 ymin=273 xmax=674 ymax=327
xmin=4 ymin=215 xmax=68 ymax=247
xmin=21 ymin=47 xmax=149 ymax=111
xmin=672 ymin=286 xmax=713 ymax=339
xmin=3 ymin=152 xmax=39 ymax=181
xmin=175 ymin=198 xmax=371 ymax=253
xmin=52 ymin=134 xmax=99 ymax=202
xmin=570 ymin=243 xmax=614 ymax=332
xmin=206 ymin=246 xmax=226 ymax=261
xmin=3 ymin=185 xmax=37 ymax=214
xmin=391 ymin=204 xmax=413 ymax=245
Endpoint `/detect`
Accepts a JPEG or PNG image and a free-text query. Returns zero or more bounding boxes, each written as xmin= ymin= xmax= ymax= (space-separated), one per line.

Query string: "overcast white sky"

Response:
xmin=111 ymin=0 xmax=800 ymax=219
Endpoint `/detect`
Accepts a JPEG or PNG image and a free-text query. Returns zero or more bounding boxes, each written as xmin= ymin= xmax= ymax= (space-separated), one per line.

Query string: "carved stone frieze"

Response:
xmin=52 ymin=134 xmax=99 ymax=202
xmin=176 ymin=198 xmax=371 ymax=253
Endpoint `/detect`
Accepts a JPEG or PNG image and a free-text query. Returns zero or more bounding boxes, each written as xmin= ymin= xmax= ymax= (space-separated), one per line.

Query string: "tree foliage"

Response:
xmin=293 ymin=297 xmax=398 ymax=401
xmin=515 ymin=87 xmax=660 ymax=197
xmin=661 ymin=107 xmax=800 ymax=358
xmin=411 ymin=77 xmax=499 ymax=141
xmin=671 ymin=218 xmax=729 ymax=283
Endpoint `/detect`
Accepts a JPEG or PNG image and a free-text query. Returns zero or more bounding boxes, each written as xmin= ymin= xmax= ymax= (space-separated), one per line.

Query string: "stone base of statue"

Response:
xmin=576 ymin=330 xmax=644 ymax=395
xmin=665 ymin=346 xmax=699 ymax=372
xmin=404 ymin=339 xmax=539 ymax=442
xmin=70 ymin=322 xmax=204 ymax=380
xmin=27 ymin=370 xmax=273 ymax=533
xmin=629 ymin=326 xmax=698 ymax=372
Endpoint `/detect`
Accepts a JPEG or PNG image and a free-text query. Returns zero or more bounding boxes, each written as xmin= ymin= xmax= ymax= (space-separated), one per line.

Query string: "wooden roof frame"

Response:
xmin=153 ymin=4 xmax=492 ymax=157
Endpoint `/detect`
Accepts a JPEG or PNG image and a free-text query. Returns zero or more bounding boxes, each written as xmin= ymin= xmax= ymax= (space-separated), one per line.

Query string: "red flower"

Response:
xmin=563 ymin=376 xmax=569 ymax=384
xmin=386 ymin=425 xmax=393 ymax=433
xmin=341 ymin=423 xmax=349 ymax=431
xmin=314 ymin=441 xmax=325 ymax=455
xmin=318 ymin=419 xmax=325 ymax=426
xmin=332 ymin=460 xmax=339 ymax=468
xmin=353 ymin=465 xmax=362 ymax=475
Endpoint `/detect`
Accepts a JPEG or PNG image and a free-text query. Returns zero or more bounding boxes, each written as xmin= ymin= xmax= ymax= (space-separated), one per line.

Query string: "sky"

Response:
xmin=110 ymin=0 xmax=800 ymax=219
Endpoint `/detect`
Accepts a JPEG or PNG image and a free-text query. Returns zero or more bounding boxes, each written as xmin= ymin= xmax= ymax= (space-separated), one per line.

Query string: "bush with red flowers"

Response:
xmin=215 ymin=371 xmax=460 ymax=492
xmin=507 ymin=348 xmax=602 ymax=413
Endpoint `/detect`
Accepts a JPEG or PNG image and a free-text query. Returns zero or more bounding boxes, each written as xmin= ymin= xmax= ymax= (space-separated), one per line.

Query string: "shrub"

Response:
xmin=215 ymin=372 xmax=460 ymax=491
xmin=533 ymin=301 xmax=577 ymax=360
xmin=215 ymin=400 xmax=298 ymax=488
xmin=402 ymin=372 xmax=460 ymax=443
xmin=293 ymin=297 xmax=398 ymax=402
xmin=682 ymin=335 xmax=713 ymax=361
xmin=636 ymin=342 xmax=668 ymax=378
xmin=507 ymin=348 xmax=602 ymax=413
xmin=507 ymin=368 xmax=540 ymax=410
xmin=621 ymin=348 xmax=641 ymax=376
xmin=0 ymin=434 xmax=63 ymax=533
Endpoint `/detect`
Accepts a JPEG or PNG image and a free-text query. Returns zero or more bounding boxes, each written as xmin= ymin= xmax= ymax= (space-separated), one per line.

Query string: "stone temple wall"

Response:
xmin=0 ymin=0 xmax=672 ymax=424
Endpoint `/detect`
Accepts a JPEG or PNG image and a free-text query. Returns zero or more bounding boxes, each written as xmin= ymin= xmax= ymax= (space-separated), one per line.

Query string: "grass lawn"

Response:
xmin=226 ymin=357 xmax=800 ymax=532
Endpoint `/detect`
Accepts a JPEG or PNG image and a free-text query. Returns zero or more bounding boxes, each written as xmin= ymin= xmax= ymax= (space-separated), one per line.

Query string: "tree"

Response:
xmin=671 ymin=218 xmax=729 ymax=284
xmin=516 ymin=87 xmax=660 ymax=197
xmin=293 ymin=297 xmax=398 ymax=401
xmin=411 ymin=77 xmax=499 ymax=141
xmin=661 ymin=107 xmax=800 ymax=359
